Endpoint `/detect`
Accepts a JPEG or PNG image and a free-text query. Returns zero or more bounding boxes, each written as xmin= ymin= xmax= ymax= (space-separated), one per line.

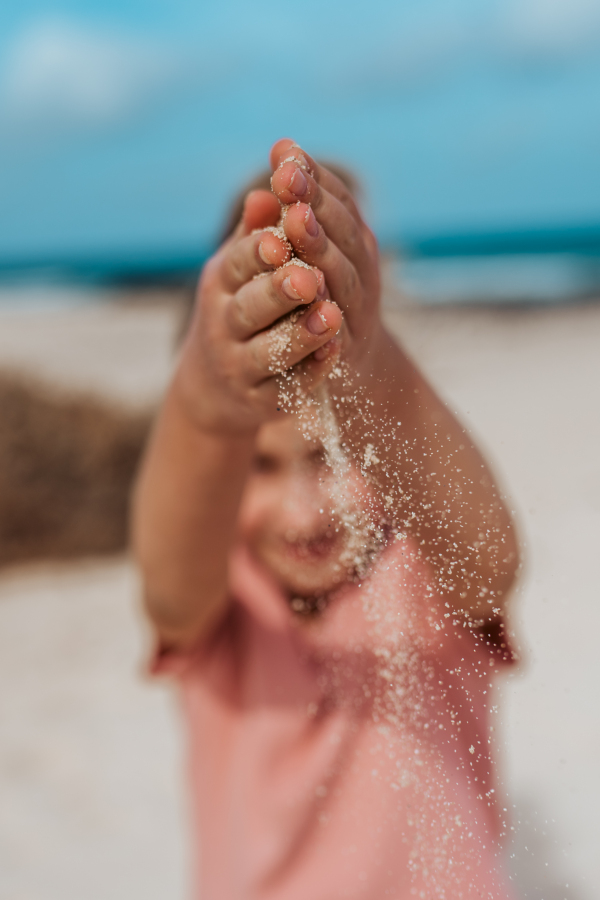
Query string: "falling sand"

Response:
xmin=258 ymin=198 xmax=520 ymax=896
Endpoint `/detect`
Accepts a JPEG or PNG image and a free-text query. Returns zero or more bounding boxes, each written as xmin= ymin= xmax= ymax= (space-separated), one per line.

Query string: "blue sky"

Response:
xmin=1 ymin=0 xmax=600 ymax=262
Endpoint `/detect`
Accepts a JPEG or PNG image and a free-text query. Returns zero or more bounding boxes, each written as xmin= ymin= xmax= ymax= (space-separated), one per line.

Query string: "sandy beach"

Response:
xmin=0 ymin=282 xmax=599 ymax=899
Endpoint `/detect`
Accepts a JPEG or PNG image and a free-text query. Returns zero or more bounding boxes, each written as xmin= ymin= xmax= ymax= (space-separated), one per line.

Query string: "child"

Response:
xmin=132 ymin=139 xmax=520 ymax=899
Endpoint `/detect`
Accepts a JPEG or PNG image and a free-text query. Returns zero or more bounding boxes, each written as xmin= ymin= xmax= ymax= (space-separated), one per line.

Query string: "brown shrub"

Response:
xmin=0 ymin=372 xmax=151 ymax=568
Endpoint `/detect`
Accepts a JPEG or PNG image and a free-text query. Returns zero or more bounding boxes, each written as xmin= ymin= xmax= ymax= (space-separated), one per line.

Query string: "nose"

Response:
xmin=281 ymin=471 xmax=333 ymax=538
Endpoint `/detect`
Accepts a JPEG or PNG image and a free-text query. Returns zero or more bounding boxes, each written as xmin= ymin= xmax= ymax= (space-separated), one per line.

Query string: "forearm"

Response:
xmin=342 ymin=326 xmax=519 ymax=617
xmin=131 ymin=379 xmax=256 ymax=647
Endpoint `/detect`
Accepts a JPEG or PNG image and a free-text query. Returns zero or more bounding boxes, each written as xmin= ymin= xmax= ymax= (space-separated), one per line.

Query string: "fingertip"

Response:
xmin=257 ymin=231 xmax=291 ymax=268
xmin=282 ymin=202 xmax=320 ymax=245
xmin=243 ymin=190 xmax=281 ymax=232
xmin=275 ymin=264 xmax=318 ymax=302
xmin=316 ymin=300 xmax=343 ymax=333
xmin=269 ymin=139 xmax=316 ymax=176
xmin=282 ymin=200 xmax=310 ymax=232
xmin=271 ymin=160 xmax=309 ymax=202
xmin=270 ymin=138 xmax=296 ymax=170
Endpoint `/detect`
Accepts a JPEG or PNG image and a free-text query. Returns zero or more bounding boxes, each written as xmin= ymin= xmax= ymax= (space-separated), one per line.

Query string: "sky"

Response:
xmin=1 ymin=0 xmax=600 ymax=264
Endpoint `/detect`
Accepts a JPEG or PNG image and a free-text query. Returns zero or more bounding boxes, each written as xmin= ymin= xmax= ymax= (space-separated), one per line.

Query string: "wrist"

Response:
xmin=168 ymin=365 xmax=260 ymax=443
xmin=352 ymin=324 xmax=410 ymax=390
xmin=336 ymin=326 xmax=418 ymax=443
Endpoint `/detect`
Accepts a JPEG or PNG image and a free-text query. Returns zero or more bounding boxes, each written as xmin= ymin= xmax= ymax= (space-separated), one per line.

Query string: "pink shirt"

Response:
xmin=154 ymin=536 xmax=516 ymax=900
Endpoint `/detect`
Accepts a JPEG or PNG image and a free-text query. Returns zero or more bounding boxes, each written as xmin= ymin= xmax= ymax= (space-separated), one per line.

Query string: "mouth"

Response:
xmin=281 ymin=530 xmax=341 ymax=562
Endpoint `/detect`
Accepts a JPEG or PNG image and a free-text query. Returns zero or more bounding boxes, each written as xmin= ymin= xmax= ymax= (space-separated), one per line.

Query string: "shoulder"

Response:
xmin=149 ymin=544 xmax=297 ymax=681
xmin=363 ymin=535 xmax=517 ymax=666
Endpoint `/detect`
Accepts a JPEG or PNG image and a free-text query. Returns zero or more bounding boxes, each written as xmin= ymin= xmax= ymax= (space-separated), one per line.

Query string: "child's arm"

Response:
xmin=353 ymin=331 xmax=520 ymax=620
xmin=269 ymin=141 xmax=519 ymax=619
xmin=132 ymin=191 xmax=343 ymax=648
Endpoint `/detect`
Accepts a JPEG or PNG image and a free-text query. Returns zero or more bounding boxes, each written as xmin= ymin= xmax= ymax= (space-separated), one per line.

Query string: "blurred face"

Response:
xmin=238 ymin=416 xmax=352 ymax=598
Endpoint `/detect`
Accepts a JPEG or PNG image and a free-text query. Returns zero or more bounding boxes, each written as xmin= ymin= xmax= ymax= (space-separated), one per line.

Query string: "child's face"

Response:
xmin=238 ymin=415 xmax=352 ymax=598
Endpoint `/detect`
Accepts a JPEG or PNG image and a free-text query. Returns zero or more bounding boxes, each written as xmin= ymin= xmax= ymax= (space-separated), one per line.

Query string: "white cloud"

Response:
xmin=2 ymin=3 xmax=598 ymax=136
xmin=0 ymin=18 xmax=178 ymax=128
xmin=321 ymin=0 xmax=600 ymax=96
xmin=501 ymin=0 xmax=600 ymax=59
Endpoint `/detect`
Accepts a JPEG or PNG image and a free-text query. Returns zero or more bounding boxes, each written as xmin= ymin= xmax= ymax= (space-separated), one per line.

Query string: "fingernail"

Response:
xmin=282 ymin=276 xmax=300 ymax=301
xmin=304 ymin=207 xmax=319 ymax=237
xmin=316 ymin=272 xmax=327 ymax=297
xmin=288 ymin=167 xmax=307 ymax=197
xmin=307 ymin=308 xmax=330 ymax=335
xmin=258 ymin=241 xmax=273 ymax=266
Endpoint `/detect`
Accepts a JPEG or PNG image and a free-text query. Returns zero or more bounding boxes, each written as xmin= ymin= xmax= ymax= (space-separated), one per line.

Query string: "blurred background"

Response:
xmin=0 ymin=1 xmax=599 ymax=898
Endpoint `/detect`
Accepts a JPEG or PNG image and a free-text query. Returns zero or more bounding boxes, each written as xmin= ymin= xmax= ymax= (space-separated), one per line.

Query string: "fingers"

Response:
xmin=270 ymin=139 xmax=364 ymax=228
xmin=249 ymin=332 xmax=342 ymax=412
xmin=269 ymin=138 xmax=315 ymax=174
xmin=272 ymin=164 xmax=372 ymax=283
xmin=240 ymin=189 xmax=281 ymax=234
xmin=280 ymin=202 xmax=364 ymax=330
xmin=220 ymin=228 xmax=291 ymax=292
xmin=270 ymin=154 xmax=378 ymax=306
xmin=227 ymin=263 xmax=322 ymax=339
xmin=242 ymin=300 xmax=342 ymax=383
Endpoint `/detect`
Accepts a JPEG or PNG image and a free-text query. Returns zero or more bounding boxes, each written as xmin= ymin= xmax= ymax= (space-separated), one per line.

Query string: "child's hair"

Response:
xmin=178 ymin=160 xmax=360 ymax=341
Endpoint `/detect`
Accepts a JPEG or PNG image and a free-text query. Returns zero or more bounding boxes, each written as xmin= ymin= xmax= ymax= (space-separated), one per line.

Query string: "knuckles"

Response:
xmin=227 ymin=290 xmax=260 ymax=337
xmin=338 ymin=217 xmax=362 ymax=260
xmin=247 ymin=337 xmax=270 ymax=377
xmin=226 ymin=248 xmax=249 ymax=289
xmin=340 ymin=264 xmax=362 ymax=313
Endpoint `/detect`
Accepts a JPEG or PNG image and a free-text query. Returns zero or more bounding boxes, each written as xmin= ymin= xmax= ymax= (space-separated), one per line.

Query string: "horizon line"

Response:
xmin=1 ymin=221 xmax=599 ymax=286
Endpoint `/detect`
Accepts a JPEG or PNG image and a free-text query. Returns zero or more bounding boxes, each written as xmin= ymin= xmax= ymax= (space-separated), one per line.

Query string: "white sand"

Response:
xmin=0 ymin=560 xmax=189 ymax=900
xmin=0 ymin=286 xmax=599 ymax=899
xmin=0 ymin=287 xmax=186 ymax=408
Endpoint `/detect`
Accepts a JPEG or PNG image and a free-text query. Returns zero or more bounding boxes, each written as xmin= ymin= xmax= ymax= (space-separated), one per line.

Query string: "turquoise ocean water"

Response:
xmin=1 ymin=0 xmax=600 ymax=302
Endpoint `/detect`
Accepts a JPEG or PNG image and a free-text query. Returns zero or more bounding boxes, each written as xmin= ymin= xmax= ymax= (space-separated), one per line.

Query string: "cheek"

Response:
xmin=237 ymin=478 xmax=278 ymax=542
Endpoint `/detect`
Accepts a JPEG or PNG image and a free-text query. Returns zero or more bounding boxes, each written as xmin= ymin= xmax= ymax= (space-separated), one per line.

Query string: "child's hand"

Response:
xmin=175 ymin=190 xmax=343 ymax=435
xmin=269 ymin=139 xmax=382 ymax=374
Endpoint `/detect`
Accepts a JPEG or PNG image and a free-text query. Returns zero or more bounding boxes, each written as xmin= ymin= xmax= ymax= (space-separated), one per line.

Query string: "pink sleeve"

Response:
xmin=147 ymin=604 xmax=237 ymax=680
xmin=148 ymin=640 xmax=197 ymax=678
xmin=476 ymin=617 xmax=517 ymax=665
